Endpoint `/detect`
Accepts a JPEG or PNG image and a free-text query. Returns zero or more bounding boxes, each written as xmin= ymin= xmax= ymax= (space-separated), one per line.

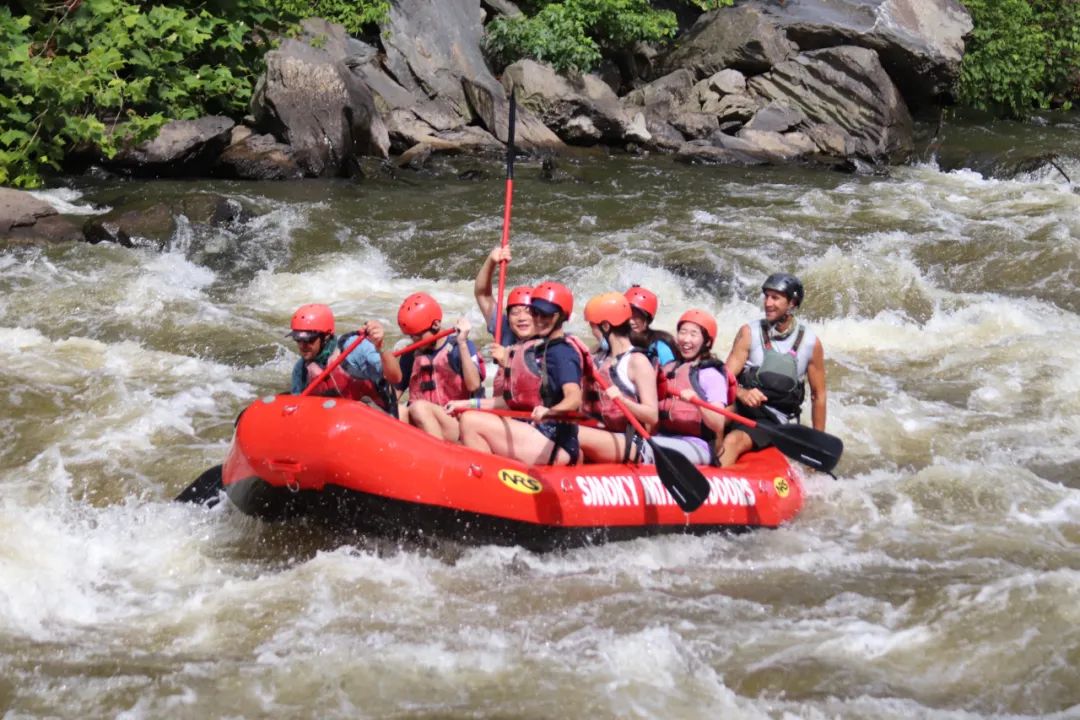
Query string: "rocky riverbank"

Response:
xmin=3 ymin=0 xmax=981 ymax=245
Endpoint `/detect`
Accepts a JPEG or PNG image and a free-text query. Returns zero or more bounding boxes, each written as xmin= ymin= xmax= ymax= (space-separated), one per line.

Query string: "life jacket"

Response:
xmin=739 ymin=320 xmax=808 ymax=420
xmin=657 ymin=358 xmax=736 ymax=439
xmin=303 ymin=333 xmax=397 ymax=414
xmin=407 ymin=338 xmax=485 ymax=406
xmin=582 ymin=349 xmax=643 ymax=432
xmin=504 ymin=334 xmax=588 ymax=410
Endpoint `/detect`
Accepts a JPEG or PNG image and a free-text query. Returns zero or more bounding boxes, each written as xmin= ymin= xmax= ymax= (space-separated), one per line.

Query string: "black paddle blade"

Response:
xmin=648 ymin=439 xmax=711 ymax=512
xmin=770 ymin=424 xmax=844 ymax=473
xmin=175 ymin=464 xmax=223 ymax=506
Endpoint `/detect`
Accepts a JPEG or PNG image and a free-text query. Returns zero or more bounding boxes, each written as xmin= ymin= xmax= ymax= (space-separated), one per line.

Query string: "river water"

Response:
xmin=2 ymin=115 xmax=1079 ymax=718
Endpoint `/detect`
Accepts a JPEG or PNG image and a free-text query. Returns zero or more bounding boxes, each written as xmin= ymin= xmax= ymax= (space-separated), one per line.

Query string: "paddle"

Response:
xmin=177 ymin=327 xmax=457 ymax=504
xmin=493 ymin=89 xmax=516 ymax=347
xmin=687 ymin=396 xmax=843 ymax=473
xmin=585 ymin=356 xmax=711 ymax=513
xmin=451 ymin=406 xmax=603 ymax=428
xmin=174 ymin=463 xmax=223 ymax=506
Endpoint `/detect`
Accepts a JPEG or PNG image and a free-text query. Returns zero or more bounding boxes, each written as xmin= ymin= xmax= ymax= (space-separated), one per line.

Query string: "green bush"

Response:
xmin=266 ymin=0 xmax=389 ymax=36
xmin=0 ymin=0 xmax=278 ymax=188
xmin=959 ymin=0 xmax=1080 ymax=117
xmin=486 ymin=0 xmax=731 ymax=75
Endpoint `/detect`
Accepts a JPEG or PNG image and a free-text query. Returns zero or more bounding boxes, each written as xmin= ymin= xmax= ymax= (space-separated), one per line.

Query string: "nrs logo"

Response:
xmin=773 ymin=476 xmax=790 ymax=498
xmin=499 ymin=468 xmax=542 ymax=494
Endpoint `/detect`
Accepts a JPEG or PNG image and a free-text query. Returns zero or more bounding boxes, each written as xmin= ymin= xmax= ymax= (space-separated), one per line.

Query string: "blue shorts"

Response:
xmin=536 ymin=420 xmax=580 ymax=465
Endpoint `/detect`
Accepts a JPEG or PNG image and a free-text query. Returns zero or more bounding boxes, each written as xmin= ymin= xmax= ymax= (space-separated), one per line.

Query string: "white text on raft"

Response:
xmin=575 ymin=475 xmax=756 ymax=508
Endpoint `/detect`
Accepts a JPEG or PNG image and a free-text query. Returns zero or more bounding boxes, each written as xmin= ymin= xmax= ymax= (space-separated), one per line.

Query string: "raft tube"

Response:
xmin=221 ymin=395 xmax=804 ymax=551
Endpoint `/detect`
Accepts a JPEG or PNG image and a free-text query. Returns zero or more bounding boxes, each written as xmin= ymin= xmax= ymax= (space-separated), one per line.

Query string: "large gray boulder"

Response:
xmin=250 ymin=19 xmax=390 ymax=177
xmin=109 ymin=116 xmax=235 ymax=177
xmin=502 ymin=60 xmax=649 ymax=145
xmin=660 ymin=6 xmax=798 ymax=77
xmin=0 ymin=188 xmax=83 ymax=245
xmin=217 ymin=128 xmax=304 ymax=181
xmin=748 ymin=46 xmax=913 ymax=162
xmin=754 ymin=0 xmax=972 ymax=106
xmin=379 ymin=0 xmax=562 ymax=150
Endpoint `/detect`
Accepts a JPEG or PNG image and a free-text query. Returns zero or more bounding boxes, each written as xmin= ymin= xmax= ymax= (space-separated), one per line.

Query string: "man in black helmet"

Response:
xmin=719 ymin=272 xmax=827 ymax=467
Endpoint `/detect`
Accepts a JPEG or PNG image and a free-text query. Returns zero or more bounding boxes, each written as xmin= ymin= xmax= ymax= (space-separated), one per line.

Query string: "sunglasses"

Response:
xmin=293 ymin=332 xmax=321 ymax=345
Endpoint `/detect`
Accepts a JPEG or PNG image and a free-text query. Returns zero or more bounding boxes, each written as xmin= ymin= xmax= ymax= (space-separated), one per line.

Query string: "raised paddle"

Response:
xmin=493 ymin=89 xmax=517 ymax=347
xmin=176 ymin=327 xmax=457 ymax=504
xmin=586 ymin=357 xmax=711 ymax=513
xmin=686 ymin=396 xmax=843 ymax=473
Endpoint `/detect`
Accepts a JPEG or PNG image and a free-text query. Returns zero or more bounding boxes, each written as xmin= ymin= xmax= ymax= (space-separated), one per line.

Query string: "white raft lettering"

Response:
xmin=640 ymin=475 xmax=674 ymax=506
xmin=704 ymin=476 xmax=756 ymax=506
xmin=575 ymin=476 xmax=640 ymax=507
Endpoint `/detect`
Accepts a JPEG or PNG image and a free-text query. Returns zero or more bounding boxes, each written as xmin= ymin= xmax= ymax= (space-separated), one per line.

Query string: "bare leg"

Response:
xmin=579 ymin=426 xmax=631 ymax=464
xmin=719 ymin=429 xmax=753 ymax=467
xmin=408 ymin=400 xmax=453 ymax=440
xmin=460 ymin=412 xmax=570 ymax=465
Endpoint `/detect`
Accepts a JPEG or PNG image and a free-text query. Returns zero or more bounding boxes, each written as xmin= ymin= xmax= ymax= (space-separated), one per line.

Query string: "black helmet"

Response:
xmin=761 ymin=272 xmax=804 ymax=307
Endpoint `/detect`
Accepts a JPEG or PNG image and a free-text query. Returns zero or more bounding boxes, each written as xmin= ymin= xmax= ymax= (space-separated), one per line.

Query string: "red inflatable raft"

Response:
xmin=221 ymin=394 xmax=805 ymax=550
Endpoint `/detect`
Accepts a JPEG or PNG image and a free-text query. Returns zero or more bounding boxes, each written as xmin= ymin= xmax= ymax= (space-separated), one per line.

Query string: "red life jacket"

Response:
xmin=582 ymin=349 xmax=643 ymax=432
xmin=504 ymin=334 xmax=588 ymax=410
xmin=657 ymin=358 xmax=736 ymax=439
xmin=304 ymin=339 xmax=394 ymax=411
xmin=407 ymin=339 xmax=485 ymax=405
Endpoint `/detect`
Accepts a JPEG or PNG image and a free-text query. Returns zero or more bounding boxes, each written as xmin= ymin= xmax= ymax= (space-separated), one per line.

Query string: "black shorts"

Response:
xmin=536 ymin=420 xmax=580 ymax=464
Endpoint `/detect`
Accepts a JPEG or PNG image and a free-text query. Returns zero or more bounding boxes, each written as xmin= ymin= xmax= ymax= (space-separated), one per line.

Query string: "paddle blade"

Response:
xmin=175 ymin=464 xmax=223 ymax=506
xmin=770 ymin=424 xmax=844 ymax=473
xmin=647 ymin=439 xmax=711 ymax=512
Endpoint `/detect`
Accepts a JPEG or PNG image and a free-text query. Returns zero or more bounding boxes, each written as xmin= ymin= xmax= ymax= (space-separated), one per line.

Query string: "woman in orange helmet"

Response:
xmin=576 ymin=293 xmax=660 ymax=463
xmin=474 ymin=245 xmax=536 ymax=347
xmin=396 ymin=292 xmax=485 ymax=442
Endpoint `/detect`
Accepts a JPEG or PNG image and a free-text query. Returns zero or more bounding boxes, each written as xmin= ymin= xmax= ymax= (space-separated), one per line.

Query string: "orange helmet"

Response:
xmin=584 ymin=292 xmax=632 ymax=326
xmin=530 ymin=281 xmax=573 ymax=318
xmin=289 ymin=303 xmax=334 ymax=338
xmin=397 ymin=292 xmax=442 ymax=335
xmin=624 ymin=285 xmax=659 ymax=320
xmin=506 ymin=285 xmax=533 ymax=309
xmin=677 ymin=309 xmax=717 ymax=344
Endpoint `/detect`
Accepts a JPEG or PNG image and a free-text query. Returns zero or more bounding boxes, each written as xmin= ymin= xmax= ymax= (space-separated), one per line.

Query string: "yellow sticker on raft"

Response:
xmin=499 ymin=468 xmax=542 ymax=494
xmin=773 ymin=476 xmax=790 ymax=498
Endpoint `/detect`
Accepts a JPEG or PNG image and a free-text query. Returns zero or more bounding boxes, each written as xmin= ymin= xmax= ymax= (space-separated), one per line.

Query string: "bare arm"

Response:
xmin=619 ymin=353 xmax=659 ymax=430
xmin=455 ymin=318 xmax=482 ymax=393
xmin=807 ymin=338 xmax=827 ymax=431
xmin=473 ymin=246 xmax=511 ymax=323
xmin=364 ymin=320 xmax=402 ymax=385
xmin=724 ymin=324 xmax=751 ymax=378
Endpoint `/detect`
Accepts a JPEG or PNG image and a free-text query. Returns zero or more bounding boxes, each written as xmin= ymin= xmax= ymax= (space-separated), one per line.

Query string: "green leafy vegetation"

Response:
xmin=266 ymin=0 xmax=389 ymax=37
xmin=485 ymin=0 xmax=732 ymax=75
xmin=0 ymin=0 xmax=279 ymax=188
xmin=959 ymin=0 xmax=1080 ymax=117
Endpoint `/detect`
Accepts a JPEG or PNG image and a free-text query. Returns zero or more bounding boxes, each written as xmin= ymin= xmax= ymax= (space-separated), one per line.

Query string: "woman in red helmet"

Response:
xmin=625 ymin=285 xmax=677 ymax=367
xmin=452 ymin=281 xmax=587 ymax=465
xmin=396 ymin=292 xmax=485 ymax=442
xmin=576 ymin=293 xmax=660 ymax=463
xmin=474 ymin=245 xmax=536 ymax=347
xmin=288 ymin=303 xmax=402 ymax=413
xmin=650 ymin=309 xmax=736 ymax=465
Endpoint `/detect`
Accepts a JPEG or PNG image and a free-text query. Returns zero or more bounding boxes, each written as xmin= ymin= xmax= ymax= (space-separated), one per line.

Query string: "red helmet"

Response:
xmin=289 ymin=303 xmax=334 ymax=338
xmin=584 ymin=292 xmax=632 ymax=326
xmin=624 ymin=285 xmax=659 ymax=320
xmin=677 ymin=309 xmax=718 ymax=344
xmin=506 ymin=285 xmax=533 ymax=309
xmin=530 ymin=281 xmax=573 ymax=318
xmin=397 ymin=292 xmax=442 ymax=335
